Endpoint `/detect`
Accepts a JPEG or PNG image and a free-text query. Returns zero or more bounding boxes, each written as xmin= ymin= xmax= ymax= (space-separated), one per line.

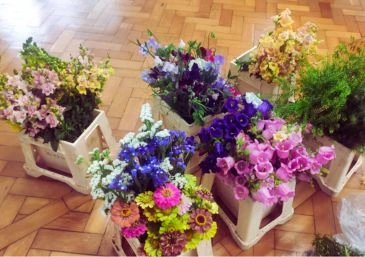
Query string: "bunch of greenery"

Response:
xmin=275 ymin=39 xmax=365 ymax=152
xmin=306 ymin=235 xmax=364 ymax=256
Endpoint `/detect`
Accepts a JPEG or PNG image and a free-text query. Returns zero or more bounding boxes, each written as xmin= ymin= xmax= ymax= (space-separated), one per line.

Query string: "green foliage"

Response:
xmin=307 ymin=235 xmax=364 ymax=256
xmin=275 ymin=40 xmax=365 ymax=151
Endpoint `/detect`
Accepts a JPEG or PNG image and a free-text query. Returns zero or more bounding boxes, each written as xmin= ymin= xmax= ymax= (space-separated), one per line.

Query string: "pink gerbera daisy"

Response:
xmin=153 ymin=183 xmax=181 ymax=209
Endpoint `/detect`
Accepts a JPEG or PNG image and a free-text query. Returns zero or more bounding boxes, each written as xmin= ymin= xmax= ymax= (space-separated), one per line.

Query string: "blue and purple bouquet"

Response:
xmin=198 ymin=93 xmax=335 ymax=206
xmin=137 ymin=34 xmax=236 ymax=125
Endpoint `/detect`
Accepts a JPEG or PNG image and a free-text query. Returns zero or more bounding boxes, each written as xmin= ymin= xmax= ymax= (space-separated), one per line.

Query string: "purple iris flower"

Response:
xmin=258 ymin=99 xmax=273 ymax=118
xmin=224 ymin=97 xmax=239 ymax=113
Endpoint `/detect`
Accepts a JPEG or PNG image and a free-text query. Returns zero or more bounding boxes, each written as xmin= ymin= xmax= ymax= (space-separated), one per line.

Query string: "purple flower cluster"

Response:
xmin=116 ymin=130 xmax=196 ymax=193
xmin=138 ymin=36 xmax=233 ymax=124
xmin=198 ymin=93 xmax=336 ymax=206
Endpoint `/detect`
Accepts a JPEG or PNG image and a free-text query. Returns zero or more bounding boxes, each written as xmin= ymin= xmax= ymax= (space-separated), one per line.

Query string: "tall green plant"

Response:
xmin=275 ymin=39 xmax=365 ymax=152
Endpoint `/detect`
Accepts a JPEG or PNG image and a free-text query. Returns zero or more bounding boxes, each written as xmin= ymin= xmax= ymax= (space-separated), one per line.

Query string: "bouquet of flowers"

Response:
xmin=137 ymin=33 xmax=234 ymax=125
xmin=88 ymin=104 xmax=218 ymax=257
xmin=0 ymin=38 xmax=113 ymax=150
xmin=198 ymin=93 xmax=335 ymax=206
xmin=242 ymin=9 xmax=318 ymax=90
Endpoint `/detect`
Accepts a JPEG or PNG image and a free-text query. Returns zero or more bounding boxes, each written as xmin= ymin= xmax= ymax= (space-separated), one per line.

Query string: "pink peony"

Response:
xmin=275 ymin=140 xmax=294 ymax=159
xmin=254 ymin=162 xmax=273 ymax=180
xmin=234 ymin=160 xmax=251 ymax=174
xmin=273 ymin=183 xmax=295 ymax=201
xmin=252 ymin=187 xmax=277 ymax=206
xmin=315 ymin=146 xmax=336 ymax=165
xmin=153 ymin=183 xmax=181 ymax=209
xmin=234 ymin=185 xmax=249 ymax=200
xmin=216 ymin=156 xmax=235 ymax=175
xmin=121 ymin=222 xmax=147 ymax=238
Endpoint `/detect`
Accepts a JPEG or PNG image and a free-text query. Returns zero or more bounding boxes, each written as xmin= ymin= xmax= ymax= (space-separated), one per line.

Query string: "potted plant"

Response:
xmin=229 ymin=8 xmax=319 ymax=99
xmin=0 ymin=38 xmax=116 ymax=193
xmin=137 ymin=32 xmax=236 ymax=135
xmin=197 ymin=92 xmax=335 ymax=249
xmin=275 ymin=39 xmax=365 ymax=195
xmin=87 ymin=104 xmax=217 ymax=257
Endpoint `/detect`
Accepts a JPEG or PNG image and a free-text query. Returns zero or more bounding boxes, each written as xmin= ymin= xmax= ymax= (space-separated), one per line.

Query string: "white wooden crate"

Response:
xmin=19 ymin=110 xmax=117 ymax=194
xmin=204 ymin=174 xmax=295 ymax=249
xmin=304 ymin=135 xmax=364 ymax=196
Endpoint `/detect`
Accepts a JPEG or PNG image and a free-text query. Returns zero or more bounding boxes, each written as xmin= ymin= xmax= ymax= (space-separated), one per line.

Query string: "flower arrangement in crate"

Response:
xmin=198 ymin=92 xmax=335 ymax=205
xmin=235 ymin=9 xmax=319 ymax=95
xmin=0 ymin=38 xmax=113 ymax=150
xmin=137 ymin=32 xmax=234 ymax=125
xmin=88 ymin=104 xmax=218 ymax=257
xmin=274 ymin=39 xmax=365 ymax=195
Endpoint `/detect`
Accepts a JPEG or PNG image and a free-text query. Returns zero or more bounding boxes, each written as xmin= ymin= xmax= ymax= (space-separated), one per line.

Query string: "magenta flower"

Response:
xmin=153 ymin=183 xmax=181 ymax=209
xmin=273 ymin=183 xmax=295 ymax=201
xmin=234 ymin=160 xmax=250 ymax=174
xmin=121 ymin=222 xmax=147 ymax=238
xmin=252 ymin=187 xmax=277 ymax=206
xmin=249 ymin=150 xmax=271 ymax=164
xmin=315 ymin=145 xmax=336 ymax=165
xmin=310 ymin=160 xmax=321 ymax=175
xmin=234 ymin=185 xmax=249 ymax=200
xmin=254 ymin=162 xmax=273 ymax=180
xmin=292 ymin=145 xmax=308 ymax=159
xmin=216 ymin=156 xmax=235 ymax=175
xmin=235 ymin=175 xmax=247 ymax=186
xmin=275 ymin=140 xmax=294 ymax=159
xmin=276 ymin=163 xmax=293 ymax=182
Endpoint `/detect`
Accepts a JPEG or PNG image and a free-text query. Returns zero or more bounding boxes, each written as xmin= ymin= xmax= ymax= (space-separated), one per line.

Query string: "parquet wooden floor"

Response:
xmin=0 ymin=0 xmax=365 ymax=256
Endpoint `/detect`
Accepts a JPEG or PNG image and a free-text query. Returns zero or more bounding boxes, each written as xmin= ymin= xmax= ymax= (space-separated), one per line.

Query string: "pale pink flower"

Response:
xmin=45 ymin=113 xmax=59 ymax=128
xmin=41 ymin=82 xmax=56 ymax=96
xmin=315 ymin=145 xmax=336 ymax=165
xmin=252 ymin=187 xmax=277 ymax=206
xmin=216 ymin=156 xmax=235 ymax=175
xmin=273 ymin=183 xmax=295 ymax=201
xmin=234 ymin=185 xmax=249 ymax=200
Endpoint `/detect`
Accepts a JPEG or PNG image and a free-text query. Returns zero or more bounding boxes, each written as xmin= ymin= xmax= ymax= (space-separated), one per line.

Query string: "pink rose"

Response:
xmin=216 ymin=156 xmax=235 ymax=175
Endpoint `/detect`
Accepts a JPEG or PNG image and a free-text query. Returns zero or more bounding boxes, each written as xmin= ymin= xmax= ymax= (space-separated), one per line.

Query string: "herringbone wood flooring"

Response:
xmin=0 ymin=0 xmax=365 ymax=256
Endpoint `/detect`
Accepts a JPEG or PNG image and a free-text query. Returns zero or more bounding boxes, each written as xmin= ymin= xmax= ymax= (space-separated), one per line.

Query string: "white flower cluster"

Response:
xmin=140 ymin=103 xmax=154 ymax=123
xmin=160 ymin=157 xmax=173 ymax=172
xmin=150 ymin=120 xmax=163 ymax=137
xmin=101 ymin=160 xmax=128 ymax=186
xmin=245 ymin=92 xmax=263 ymax=108
xmin=102 ymin=192 xmax=117 ymax=211
xmin=120 ymin=132 xmax=135 ymax=145
xmin=171 ymin=173 xmax=187 ymax=189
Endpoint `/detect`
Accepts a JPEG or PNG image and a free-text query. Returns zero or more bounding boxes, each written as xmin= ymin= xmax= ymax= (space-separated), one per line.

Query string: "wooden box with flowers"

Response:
xmin=197 ymin=93 xmax=335 ymax=249
xmin=275 ymin=39 xmax=365 ymax=196
xmin=229 ymin=9 xmax=319 ymax=100
xmin=0 ymin=38 xmax=116 ymax=194
xmin=87 ymin=104 xmax=216 ymax=257
xmin=138 ymin=33 xmax=235 ymax=178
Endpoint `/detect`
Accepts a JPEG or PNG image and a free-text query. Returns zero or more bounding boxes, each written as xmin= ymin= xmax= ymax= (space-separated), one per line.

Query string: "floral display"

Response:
xmin=0 ymin=38 xmax=113 ymax=150
xmin=241 ymin=9 xmax=318 ymax=90
xmin=137 ymin=32 xmax=234 ymax=125
xmin=88 ymin=104 xmax=217 ymax=257
xmin=198 ymin=92 xmax=335 ymax=206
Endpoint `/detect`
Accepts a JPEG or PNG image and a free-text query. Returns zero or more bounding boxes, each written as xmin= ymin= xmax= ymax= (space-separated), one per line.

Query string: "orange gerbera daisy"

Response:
xmin=110 ymin=201 xmax=140 ymax=228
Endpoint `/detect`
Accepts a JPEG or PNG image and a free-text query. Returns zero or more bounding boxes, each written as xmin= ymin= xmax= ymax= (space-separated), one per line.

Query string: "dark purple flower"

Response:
xmin=200 ymin=153 xmax=220 ymax=173
xmin=214 ymin=141 xmax=224 ymax=155
xmin=223 ymin=114 xmax=236 ymax=127
xmin=243 ymin=102 xmax=257 ymax=117
xmin=224 ymin=97 xmax=239 ymax=113
xmin=209 ymin=126 xmax=224 ymax=138
xmin=225 ymin=125 xmax=240 ymax=141
xmin=235 ymin=112 xmax=249 ymax=129
xmin=198 ymin=127 xmax=211 ymax=143
xmin=257 ymin=99 xmax=273 ymax=118
xmin=189 ymin=63 xmax=201 ymax=81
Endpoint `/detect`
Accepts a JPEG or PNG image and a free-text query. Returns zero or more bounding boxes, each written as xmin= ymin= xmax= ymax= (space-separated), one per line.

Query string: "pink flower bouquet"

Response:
xmin=198 ymin=93 xmax=335 ymax=206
